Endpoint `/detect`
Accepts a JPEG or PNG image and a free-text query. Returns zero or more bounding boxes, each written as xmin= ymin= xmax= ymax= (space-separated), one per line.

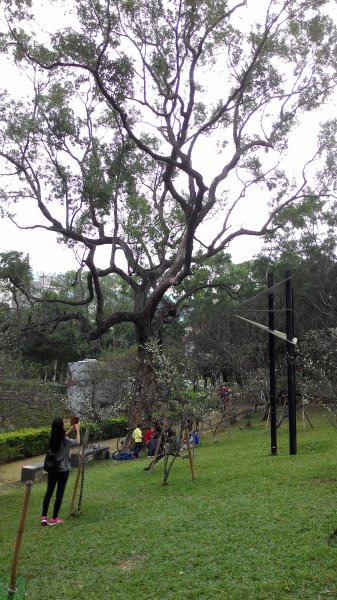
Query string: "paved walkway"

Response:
xmin=0 ymin=437 xmax=119 ymax=486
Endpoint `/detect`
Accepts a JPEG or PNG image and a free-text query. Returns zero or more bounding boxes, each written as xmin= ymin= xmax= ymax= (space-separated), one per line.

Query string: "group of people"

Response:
xmin=132 ymin=421 xmax=175 ymax=461
xmin=132 ymin=421 xmax=196 ymax=471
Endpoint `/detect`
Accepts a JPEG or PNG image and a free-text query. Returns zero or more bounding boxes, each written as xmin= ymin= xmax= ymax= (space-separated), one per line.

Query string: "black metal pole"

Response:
xmin=285 ymin=270 xmax=297 ymax=455
xmin=268 ymin=272 xmax=277 ymax=455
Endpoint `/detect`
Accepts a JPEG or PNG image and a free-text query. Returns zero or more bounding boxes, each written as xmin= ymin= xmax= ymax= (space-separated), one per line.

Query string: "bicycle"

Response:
xmin=117 ymin=429 xmax=132 ymax=451
xmin=117 ymin=434 xmax=127 ymax=451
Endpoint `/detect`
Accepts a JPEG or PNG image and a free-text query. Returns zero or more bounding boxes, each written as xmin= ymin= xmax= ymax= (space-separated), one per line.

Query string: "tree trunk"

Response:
xmin=127 ymin=322 xmax=161 ymax=427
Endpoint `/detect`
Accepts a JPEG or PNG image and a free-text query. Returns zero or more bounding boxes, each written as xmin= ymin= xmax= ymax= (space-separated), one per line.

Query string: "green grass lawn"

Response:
xmin=1 ymin=409 xmax=337 ymax=600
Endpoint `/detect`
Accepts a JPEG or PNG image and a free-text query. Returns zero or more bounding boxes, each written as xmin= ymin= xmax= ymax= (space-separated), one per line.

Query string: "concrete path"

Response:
xmin=0 ymin=437 xmax=119 ymax=486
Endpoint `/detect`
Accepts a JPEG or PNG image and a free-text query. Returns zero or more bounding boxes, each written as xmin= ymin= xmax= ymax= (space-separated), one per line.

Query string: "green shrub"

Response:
xmin=102 ymin=417 xmax=127 ymax=439
xmin=0 ymin=427 xmax=50 ymax=462
xmin=80 ymin=421 xmax=99 ymax=443
xmin=0 ymin=418 xmax=128 ymax=463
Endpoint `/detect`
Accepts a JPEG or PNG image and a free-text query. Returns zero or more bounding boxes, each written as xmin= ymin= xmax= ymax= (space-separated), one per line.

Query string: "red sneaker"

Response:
xmin=48 ymin=517 xmax=64 ymax=526
xmin=41 ymin=516 xmax=48 ymax=527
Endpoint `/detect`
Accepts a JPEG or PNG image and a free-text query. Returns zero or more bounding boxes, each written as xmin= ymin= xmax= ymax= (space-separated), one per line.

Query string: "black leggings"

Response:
xmin=133 ymin=442 xmax=142 ymax=458
xmin=42 ymin=471 xmax=69 ymax=519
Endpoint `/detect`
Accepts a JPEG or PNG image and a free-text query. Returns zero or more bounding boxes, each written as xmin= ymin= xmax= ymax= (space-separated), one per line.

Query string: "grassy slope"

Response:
xmin=0 ymin=410 xmax=336 ymax=600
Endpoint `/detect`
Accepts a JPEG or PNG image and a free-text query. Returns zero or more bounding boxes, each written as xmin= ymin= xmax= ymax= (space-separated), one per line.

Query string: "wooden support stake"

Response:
xmin=69 ymin=429 xmax=89 ymax=516
xmin=185 ymin=427 xmax=195 ymax=481
xmin=69 ymin=465 xmax=81 ymax=517
xmin=225 ymin=413 xmax=233 ymax=440
xmin=149 ymin=434 xmax=162 ymax=473
xmin=76 ymin=434 xmax=88 ymax=516
xmin=8 ymin=480 xmax=33 ymax=595
xmin=192 ymin=421 xmax=195 ymax=461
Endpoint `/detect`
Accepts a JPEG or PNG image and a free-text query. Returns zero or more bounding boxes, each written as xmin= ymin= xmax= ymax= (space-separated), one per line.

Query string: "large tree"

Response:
xmin=0 ymin=0 xmax=336 ymax=414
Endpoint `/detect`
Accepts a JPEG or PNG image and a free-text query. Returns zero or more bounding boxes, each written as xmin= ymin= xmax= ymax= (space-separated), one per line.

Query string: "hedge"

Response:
xmin=0 ymin=427 xmax=50 ymax=463
xmin=0 ymin=417 xmax=127 ymax=464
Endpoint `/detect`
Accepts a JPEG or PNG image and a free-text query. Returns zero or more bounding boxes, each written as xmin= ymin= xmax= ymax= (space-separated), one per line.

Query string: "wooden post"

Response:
xmin=69 ymin=466 xmax=81 ymax=517
xmin=185 ymin=427 xmax=195 ymax=481
xmin=225 ymin=413 xmax=232 ymax=440
xmin=149 ymin=434 xmax=162 ymax=473
xmin=69 ymin=429 xmax=89 ymax=516
xmin=8 ymin=480 xmax=33 ymax=595
xmin=76 ymin=434 xmax=88 ymax=516
xmin=192 ymin=421 xmax=195 ymax=461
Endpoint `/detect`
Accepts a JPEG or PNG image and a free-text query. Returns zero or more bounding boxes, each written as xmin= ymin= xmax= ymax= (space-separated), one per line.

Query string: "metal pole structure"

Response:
xmin=268 ymin=272 xmax=277 ymax=455
xmin=285 ymin=270 xmax=297 ymax=455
